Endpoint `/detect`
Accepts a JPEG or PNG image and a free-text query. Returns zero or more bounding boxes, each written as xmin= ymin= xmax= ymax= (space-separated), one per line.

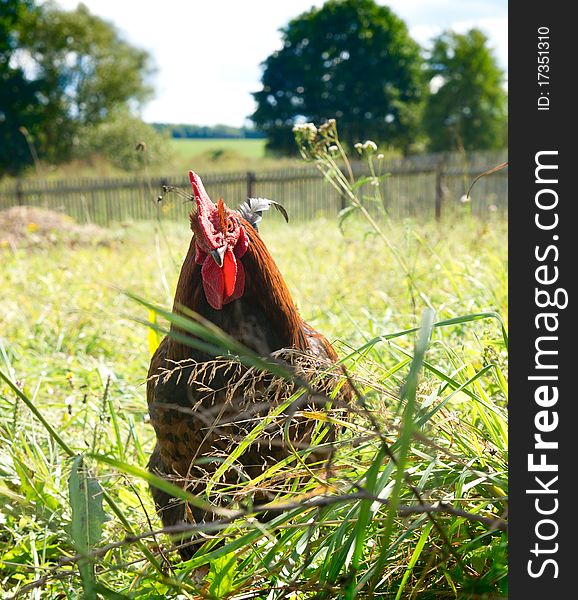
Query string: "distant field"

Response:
xmin=166 ymin=137 xmax=301 ymax=174
xmin=170 ymin=138 xmax=267 ymax=160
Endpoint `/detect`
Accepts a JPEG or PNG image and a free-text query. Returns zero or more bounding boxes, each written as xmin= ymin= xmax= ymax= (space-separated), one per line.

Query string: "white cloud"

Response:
xmin=411 ymin=17 xmax=507 ymax=69
xmin=45 ymin=0 xmax=507 ymax=125
xmin=410 ymin=18 xmax=508 ymax=70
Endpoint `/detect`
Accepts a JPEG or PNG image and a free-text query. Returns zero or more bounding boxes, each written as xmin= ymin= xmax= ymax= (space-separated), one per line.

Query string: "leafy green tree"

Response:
xmin=1 ymin=1 xmax=164 ymax=176
xmin=252 ymin=0 xmax=424 ymax=154
xmin=0 ymin=0 xmax=46 ymax=175
xmin=18 ymin=1 xmax=154 ymax=164
xmin=423 ymin=28 xmax=507 ymax=152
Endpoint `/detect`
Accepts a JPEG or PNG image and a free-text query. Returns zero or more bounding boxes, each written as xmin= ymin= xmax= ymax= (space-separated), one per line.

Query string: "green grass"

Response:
xmin=170 ymin=138 xmax=267 ymax=161
xmin=0 ymin=215 xmax=507 ymax=598
xmin=165 ymin=137 xmax=301 ymax=174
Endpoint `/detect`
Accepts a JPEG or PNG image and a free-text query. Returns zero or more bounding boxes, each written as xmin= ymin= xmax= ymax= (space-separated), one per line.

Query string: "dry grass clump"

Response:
xmin=0 ymin=205 xmax=107 ymax=249
xmin=148 ymin=349 xmax=348 ymax=502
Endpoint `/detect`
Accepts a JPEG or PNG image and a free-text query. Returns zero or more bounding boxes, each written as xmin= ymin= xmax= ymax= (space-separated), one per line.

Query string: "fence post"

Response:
xmin=435 ymin=158 xmax=445 ymax=221
xmin=246 ymin=171 xmax=256 ymax=199
xmin=16 ymin=180 xmax=24 ymax=206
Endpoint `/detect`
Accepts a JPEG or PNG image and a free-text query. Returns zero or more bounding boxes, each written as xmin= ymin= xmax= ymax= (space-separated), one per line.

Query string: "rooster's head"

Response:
xmin=189 ymin=170 xmax=249 ymax=310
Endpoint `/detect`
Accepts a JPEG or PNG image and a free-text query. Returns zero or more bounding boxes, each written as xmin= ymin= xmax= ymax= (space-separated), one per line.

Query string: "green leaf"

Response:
xmin=68 ymin=455 xmax=109 ymax=599
xmin=338 ymin=204 xmax=359 ymax=220
xmin=338 ymin=204 xmax=359 ymax=231
xmin=205 ymin=553 xmax=239 ymax=598
xmin=351 ymin=173 xmax=390 ymax=190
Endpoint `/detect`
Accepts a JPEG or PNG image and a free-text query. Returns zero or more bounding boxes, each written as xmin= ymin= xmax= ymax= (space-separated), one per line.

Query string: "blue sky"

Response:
xmin=52 ymin=0 xmax=508 ymax=126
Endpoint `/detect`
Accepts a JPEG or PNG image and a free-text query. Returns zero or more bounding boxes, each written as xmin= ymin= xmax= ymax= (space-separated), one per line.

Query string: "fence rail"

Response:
xmin=0 ymin=151 xmax=507 ymax=226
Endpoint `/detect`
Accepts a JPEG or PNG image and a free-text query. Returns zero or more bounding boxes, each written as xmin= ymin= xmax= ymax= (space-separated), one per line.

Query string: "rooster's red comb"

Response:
xmin=189 ymin=170 xmax=220 ymax=246
xmin=189 ymin=170 xmax=212 ymax=207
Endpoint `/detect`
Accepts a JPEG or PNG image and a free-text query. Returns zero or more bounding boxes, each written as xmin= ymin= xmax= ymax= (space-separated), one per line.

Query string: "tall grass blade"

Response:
xmin=147 ymin=308 xmax=162 ymax=356
xmin=88 ymin=453 xmax=237 ymax=518
xmin=346 ymin=445 xmax=388 ymax=599
xmin=393 ymin=521 xmax=434 ymax=600
xmin=370 ymin=308 xmax=435 ymax=592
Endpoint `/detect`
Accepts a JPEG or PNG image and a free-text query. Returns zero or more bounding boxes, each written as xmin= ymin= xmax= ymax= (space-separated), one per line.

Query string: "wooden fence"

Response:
xmin=0 ymin=150 xmax=507 ymax=226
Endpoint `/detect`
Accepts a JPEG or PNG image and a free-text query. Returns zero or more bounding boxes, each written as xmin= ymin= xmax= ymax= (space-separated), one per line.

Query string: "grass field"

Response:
xmin=166 ymin=138 xmax=303 ymax=175
xmin=0 ymin=213 xmax=508 ymax=598
xmin=170 ymin=138 xmax=267 ymax=161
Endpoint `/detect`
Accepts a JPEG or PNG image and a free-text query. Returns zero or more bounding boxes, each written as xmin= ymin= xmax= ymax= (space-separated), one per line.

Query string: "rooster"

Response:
xmin=147 ymin=171 xmax=344 ymax=557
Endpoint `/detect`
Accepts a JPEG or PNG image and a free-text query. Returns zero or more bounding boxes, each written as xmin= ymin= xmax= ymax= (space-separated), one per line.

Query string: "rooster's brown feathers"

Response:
xmin=147 ymin=176 xmax=345 ymax=558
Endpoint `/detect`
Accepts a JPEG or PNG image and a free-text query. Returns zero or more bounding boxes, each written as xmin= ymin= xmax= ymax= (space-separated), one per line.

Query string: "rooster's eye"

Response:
xmin=227 ymin=218 xmax=235 ymax=232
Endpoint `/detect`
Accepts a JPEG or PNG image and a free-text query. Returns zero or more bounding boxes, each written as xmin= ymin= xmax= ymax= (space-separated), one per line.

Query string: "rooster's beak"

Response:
xmin=210 ymin=244 xmax=227 ymax=267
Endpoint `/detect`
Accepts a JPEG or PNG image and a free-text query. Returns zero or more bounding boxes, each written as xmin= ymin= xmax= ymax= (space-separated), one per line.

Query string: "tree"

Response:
xmin=0 ymin=0 xmax=46 ymax=175
xmin=17 ymin=1 xmax=154 ymax=163
xmin=1 ymin=1 xmax=166 ymax=176
xmin=251 ymin=0 xmax=424 ymax=154
xmin=423 ymin=28 xmax=507 ymax=152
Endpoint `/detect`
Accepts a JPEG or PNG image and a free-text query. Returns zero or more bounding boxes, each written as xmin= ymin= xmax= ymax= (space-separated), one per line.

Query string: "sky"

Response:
xmin=50 ymin=0 xmax=508 ymax=127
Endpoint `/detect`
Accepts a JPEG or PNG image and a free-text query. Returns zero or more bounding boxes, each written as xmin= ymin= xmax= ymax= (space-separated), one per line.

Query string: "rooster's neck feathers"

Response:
xmin=170 ymin=219 xmax=309 ymax=360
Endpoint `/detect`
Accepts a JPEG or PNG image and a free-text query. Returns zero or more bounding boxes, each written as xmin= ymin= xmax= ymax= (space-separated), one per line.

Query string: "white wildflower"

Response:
xmin=292 ymin=122 xmax=318 ymax=142
xmin=362 ymin=140 xmax=378 ymax=153
xmin=293 ymin=122 xmax=316 ymax=133
xmin=459 ymin=194 xmax=471 ymax=204
xmin=293 ymin=122 xmax=318 ymax=145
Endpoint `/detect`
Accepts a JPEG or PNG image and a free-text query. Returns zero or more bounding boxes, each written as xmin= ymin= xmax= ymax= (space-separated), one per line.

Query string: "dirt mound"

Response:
xmin=0 ymin=206 xmax=107 ymax=249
